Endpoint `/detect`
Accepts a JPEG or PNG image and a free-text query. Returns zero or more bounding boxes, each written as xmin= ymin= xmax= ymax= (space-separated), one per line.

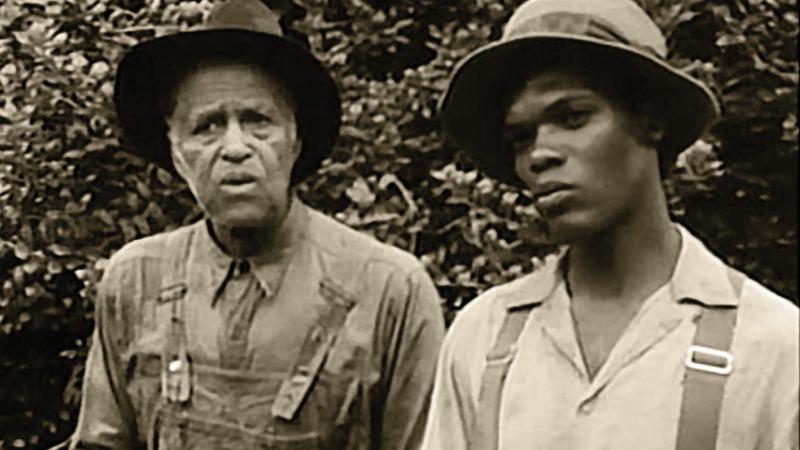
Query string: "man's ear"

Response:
xmin=171 ymin=148 xmax=190 ymax=182
xmin=166 ymin=124 xmax=191 ymax=183
xmin=637 ymin=116 xmax=667 ymax=150
xmin=291 ymin=128 xmax=303 ymax=161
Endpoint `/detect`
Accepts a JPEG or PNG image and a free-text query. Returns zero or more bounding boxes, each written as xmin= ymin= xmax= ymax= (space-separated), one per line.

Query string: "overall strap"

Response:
xmin=469 ymin=304 xmax=537 ymax=450
xmin=271 ymin=278 xmax=356 ymax=421
xmin=676 ymin=268 xmax=744 ymax=450
xmin=159 ymin=229 xmax=193 ymax=405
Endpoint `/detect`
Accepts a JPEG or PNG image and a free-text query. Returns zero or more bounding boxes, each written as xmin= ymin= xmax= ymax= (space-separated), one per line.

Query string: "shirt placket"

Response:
xmin=575 ymin=286 xmax=686 ymax=416
xmin=218 ymin=260 xmax=266 ymax=370
xmin=540 ymin=284 xmax=590 ymax=382
xmin=540 ymin=282 xmax=689 ymax=421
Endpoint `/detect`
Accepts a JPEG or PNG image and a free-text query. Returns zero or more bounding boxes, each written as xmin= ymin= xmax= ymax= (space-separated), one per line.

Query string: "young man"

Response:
xmin=423 ymin=0 xmax=798 ymax=449
xmin=68 ymin=0 xmax=444 ymax=448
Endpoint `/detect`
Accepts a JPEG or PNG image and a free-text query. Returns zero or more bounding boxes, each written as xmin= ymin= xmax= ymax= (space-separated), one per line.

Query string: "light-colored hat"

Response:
xmin=439 ymin=0 xmax=720 ymax=185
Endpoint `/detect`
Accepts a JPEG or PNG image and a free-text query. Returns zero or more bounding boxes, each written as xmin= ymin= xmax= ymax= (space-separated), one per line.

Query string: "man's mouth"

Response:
xmin=531 ymin=182 xmax=573 ymax=201
xmin=221 ymin=173 xmax=257 ymax=186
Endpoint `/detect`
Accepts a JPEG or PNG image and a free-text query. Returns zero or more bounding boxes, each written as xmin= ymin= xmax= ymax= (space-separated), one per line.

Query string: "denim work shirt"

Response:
xmin=422 ymin=224 xmax=798 ymax=449
xmin=72 ymin=199 xmax=445 ymax=449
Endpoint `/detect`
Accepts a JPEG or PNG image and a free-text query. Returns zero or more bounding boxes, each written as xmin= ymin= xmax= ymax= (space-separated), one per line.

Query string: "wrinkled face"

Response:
xmin=167 ymin=62 xmax=301 ymax=229
xmin=504 ymin=70 xmax=659 ymax=244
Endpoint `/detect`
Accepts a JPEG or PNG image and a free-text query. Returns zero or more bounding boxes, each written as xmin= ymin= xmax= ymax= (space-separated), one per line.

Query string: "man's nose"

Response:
xmin=524 ymin=146 xmax=564 ymax=173
xmin=516 ymin=128 xmax=565 ymax=171
xmin=220 ymin=120 xmax=251 ymax=162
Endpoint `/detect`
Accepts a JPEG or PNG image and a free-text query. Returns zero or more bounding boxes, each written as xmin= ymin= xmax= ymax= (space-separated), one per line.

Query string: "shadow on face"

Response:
xmin=166 ymin=60 xmax=302 ymax=230
xmin=503 ymin=69 xmax=664 ymax=244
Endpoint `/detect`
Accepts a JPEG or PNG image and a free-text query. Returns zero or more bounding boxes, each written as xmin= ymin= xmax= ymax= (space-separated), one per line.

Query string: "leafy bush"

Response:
xmin=0 ymin=0 xmax=795 ymax=445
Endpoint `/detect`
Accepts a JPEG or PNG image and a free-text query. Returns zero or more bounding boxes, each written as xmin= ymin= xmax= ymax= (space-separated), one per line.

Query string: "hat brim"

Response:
xmin=114 ymin=29 xmax=341 ymax=185
xmin=439 ymin=34 xmax=720 ymax=186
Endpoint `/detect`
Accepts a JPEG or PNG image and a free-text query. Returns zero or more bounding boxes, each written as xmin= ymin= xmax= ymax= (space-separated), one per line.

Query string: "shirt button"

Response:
xmin=238 ymin=260 xmax=251 ymax=274
xmin=578 ymin=401 xmax=594 ymax=414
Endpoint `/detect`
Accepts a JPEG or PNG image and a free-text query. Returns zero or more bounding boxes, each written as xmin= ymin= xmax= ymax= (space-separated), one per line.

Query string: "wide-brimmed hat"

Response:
xmin=114 ymin=0 xmax=341 ymax=186
xmin=439 ymin=0 xmax=720 ymax=186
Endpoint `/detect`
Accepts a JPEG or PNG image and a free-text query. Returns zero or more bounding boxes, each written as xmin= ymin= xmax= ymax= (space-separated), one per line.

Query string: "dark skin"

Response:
xmin=166 ymin=61 xmax=302 ymax=261
xmin=504 ymin=70 xmax=681 ymax=379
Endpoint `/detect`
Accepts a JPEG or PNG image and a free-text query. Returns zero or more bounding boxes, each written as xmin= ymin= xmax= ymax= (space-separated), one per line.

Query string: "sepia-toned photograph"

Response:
xmin=0 ymin=0 xmax=797 ymax=448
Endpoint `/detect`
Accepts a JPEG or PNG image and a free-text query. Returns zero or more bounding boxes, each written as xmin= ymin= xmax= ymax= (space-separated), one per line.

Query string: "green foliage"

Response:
xmin=0 ymin=0 xmax=796 ymax=445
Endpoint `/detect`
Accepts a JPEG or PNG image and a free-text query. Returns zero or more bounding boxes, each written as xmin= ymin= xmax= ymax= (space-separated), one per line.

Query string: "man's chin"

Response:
xmin=210 ymin=208 xmax=279 ymax=230
xmin=538 ymin=214 xmax=597 ymax=246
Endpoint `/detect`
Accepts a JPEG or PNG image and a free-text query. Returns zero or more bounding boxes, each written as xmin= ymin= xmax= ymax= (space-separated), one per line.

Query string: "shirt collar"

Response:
xmin=504 ymin=248 xmax=568 ymax=310
xmin=188 ymin=196 xmax=310 ymax=302
xmin=504 ymin=223 xmax=740 ymax=310
xmin=668 ymin=224 xmax=740 ymax=306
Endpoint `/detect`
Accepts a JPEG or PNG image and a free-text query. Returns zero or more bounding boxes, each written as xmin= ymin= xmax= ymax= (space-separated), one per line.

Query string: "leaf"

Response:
xmin=63 ymin=150 xmax=85 ymax=159
xmin=89 ymin=61 xmax=110 ymax=78
xmin=716 ymin=34 xmax=747 ymax=46
xmin=345 ymin=177 xmax=376 ymax=208
xmin=135 ymin=180 xmax=151 ymax=198
xmin=47 ymin=244 xmax=71 ymax=256
xmin=12 ymin=242 xmax=30 ymax=259
xmin=47 ymin=260 xmax=63 ymax=274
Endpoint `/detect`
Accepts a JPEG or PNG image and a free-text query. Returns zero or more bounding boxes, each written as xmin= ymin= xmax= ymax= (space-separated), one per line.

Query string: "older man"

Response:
xmin=423 ymin=0 xmax=798 ymax=449
xmin=69 ymin=0 xmax=444 ymax=448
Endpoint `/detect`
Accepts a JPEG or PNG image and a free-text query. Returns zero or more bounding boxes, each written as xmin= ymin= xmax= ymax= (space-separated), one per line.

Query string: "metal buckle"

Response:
xmin=485 ymin=344 xmax=518 ymax=366
xmin=685 ymin=345 xmax=733 ymax=375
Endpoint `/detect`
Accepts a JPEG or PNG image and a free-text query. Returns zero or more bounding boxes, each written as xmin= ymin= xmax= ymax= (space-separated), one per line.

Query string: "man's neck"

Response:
xmin=567 ymin=202 xmax=681 ymax=305
xmin=208 ymin=197 xmax=300 ymax=262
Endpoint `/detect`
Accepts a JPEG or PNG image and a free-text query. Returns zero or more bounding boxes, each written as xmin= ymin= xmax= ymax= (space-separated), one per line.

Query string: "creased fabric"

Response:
xmin=422 ymin=224 xmax=798 ymax=450
xmin=72 ymin=199 xmax=445 ymax=449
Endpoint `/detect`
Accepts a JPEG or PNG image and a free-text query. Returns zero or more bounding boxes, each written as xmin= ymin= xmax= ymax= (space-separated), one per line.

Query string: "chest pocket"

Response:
xmin=126 ymin=283 xmax=188 ymax=441
xmin=272 ymin=277 xmax=363 ymax=444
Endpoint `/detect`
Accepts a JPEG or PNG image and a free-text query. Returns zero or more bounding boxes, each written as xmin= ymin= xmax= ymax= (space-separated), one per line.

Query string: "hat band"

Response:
xmin=504 ymin=11 xmax=662 ymax=59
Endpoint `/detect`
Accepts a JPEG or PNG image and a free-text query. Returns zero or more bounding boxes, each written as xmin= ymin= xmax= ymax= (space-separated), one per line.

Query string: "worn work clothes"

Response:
xmin=72 ymin=199 xmax=445 ymax=449
xmin=422 ymin=224 xmax=799 ymax=450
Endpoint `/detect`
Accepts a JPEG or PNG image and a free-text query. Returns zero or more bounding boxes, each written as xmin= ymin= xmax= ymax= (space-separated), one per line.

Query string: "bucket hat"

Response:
xmin=439 ymin=0 xmax=720 ymax=186
xmin=114 ymin=0 xmax=341 ymax=186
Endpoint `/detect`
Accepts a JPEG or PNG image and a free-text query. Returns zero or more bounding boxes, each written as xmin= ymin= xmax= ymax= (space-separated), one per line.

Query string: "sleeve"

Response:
xmin=70 ymin=265 xmax=139 ymax=449
xmin=768 ymin=319 xmax=799 ymax=450
xmin=375 ymin=266 xmax=446 ymax=450
xmin=419 ymin=316 xmax=473 ymax=450
xmin=772 ymin=381 xmax=799 ymax=450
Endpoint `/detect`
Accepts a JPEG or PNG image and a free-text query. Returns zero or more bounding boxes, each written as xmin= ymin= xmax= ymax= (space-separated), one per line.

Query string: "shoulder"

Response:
xmin=446 ymin=272 xmax=539 ymax=350
xmin=95 ymin=224 xmax=200 ymax=338
xmin=101 ymin=223 xmax=199 ymax=287
xmin=737 ymin=276 xmax=799 ymax=349
xmin=456 ymin=275 xmax=533 ymax=323
xmin=730 ymin=276 xmax=799 ymax=399
xmin=676 ymin=225 xmax=797 ymax=348
xmin=302 ymin=207 xmax=443 ymax=331
xmin=305 ymin=207 xmax=427 ymax=278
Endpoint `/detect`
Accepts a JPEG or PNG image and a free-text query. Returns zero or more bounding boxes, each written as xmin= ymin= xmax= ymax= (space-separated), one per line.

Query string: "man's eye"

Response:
xmin=504 ymin=127 xmax=537 ymax=151
xmin=241 ymin=110 xmax=272 ymax=126
xmin=555 ymin=110 xmax=591 ymax=129
xmin=191 ymin=117 xmax=224 ymax=135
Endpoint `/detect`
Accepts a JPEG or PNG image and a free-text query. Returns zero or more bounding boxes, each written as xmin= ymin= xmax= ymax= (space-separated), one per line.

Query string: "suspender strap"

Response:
xmin=469 ymin=305 xmax=536 ymax=450
xmin=271 ymin=278 xmax=356 ymax=420
xmin=159 ymin=231 xmax=192 ymax=405
xmin=676 ymin=269 xmax=743 ymax=450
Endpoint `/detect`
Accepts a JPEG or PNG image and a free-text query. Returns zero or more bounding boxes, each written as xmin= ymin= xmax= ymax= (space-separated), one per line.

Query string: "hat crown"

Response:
xmin=504 ymin=0 xmax=666 ymax=57
xmin=206 ymin=0 xmax=283 ymax=35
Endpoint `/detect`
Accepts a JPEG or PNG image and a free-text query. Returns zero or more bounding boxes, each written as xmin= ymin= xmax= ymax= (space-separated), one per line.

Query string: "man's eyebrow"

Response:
xmin=236 ymin=98 xmax=280 ymax=112
xmin=186 ymin=99 xmax=280 ymax=121
xmin=541 ymin=93 xmax=596 ymax=114
xmin=186 ymin=102 xmax=225 ymax=123
xmin=504 ymin=92 xmax=595 ymax=127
